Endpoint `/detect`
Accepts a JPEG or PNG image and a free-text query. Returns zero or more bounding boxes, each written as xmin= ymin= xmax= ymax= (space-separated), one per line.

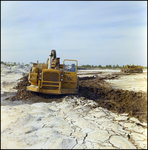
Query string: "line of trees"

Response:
xmin=78 ymin=64 xmax=147 ymax=69
xmin=78 ymin=64 xmax=124 ymax=68
xmin=1 ymin=61 xmax=147 ymax=69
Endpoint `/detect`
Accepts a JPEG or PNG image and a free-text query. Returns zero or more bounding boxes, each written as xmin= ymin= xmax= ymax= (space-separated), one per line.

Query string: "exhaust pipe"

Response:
xmin=48 ymin=55 xmax=52 ymax=69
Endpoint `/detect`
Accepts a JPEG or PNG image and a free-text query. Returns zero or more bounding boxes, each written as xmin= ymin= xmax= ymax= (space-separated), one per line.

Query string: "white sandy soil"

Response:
xmin=1 ymin=64 xmax=147 ymax=149
xmin=105 ymin=70 xmax=147 ymax=92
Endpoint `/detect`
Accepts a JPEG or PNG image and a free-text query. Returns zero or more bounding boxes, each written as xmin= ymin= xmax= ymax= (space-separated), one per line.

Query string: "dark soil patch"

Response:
xmin=5 ymin=74 xmax=147 ymax=123
xmin=5 ymin=75 xmax=64 ymax=103
xmin=78 ymin=76 xmax=147 ymax=123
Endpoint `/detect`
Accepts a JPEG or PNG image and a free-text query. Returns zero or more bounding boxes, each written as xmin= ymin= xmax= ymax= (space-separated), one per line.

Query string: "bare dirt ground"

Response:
xmin=5 ymin=72 xmax=147 ymax=123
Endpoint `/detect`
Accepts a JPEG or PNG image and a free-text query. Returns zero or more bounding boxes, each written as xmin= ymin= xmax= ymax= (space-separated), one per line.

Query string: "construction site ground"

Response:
xmin=1 ymin=65 xmax=147 ymax=149
xmin=5 ymin=69 xmax=147 ymax=123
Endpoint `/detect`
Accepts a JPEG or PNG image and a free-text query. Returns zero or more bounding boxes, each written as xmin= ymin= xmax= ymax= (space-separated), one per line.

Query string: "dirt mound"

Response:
xmin=79 ymin=76 xmax=147 ymax=123
xmin=5 ymin=75 xmax=64 ymax=103
xmin=5 ymin=74 xmax=147 ymax=123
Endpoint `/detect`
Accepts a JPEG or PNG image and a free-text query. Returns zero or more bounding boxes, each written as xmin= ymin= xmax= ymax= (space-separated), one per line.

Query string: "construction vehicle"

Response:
xmin=27 ymin=50 xmax=79 ymax=94
xmin=121 ymin=64 xmax=143 ymax=73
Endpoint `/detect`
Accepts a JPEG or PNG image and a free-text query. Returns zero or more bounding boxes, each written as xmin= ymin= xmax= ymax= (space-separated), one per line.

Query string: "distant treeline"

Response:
xmin=1 ymin=61 xmax=147 ymax=69
xmin=78 ymin=64 xmax=147 ymax=69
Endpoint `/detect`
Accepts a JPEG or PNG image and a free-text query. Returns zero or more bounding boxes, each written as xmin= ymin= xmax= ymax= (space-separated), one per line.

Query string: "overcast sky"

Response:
xmin=1 ymin=1 xmax=147 ymax=66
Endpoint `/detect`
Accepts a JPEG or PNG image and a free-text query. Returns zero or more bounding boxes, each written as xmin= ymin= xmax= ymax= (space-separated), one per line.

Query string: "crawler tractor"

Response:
xmin=27 ymin=50 xmax=79 ymax=94
xmin=121 ymin=64 xmax=143 ymax=73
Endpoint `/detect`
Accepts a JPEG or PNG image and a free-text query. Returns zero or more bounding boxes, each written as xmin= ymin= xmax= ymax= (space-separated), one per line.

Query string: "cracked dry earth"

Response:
xmin=1 ymin=96 xmax=147 ymax=149
xmin=1 ymin=72 xmax=147 ymax=149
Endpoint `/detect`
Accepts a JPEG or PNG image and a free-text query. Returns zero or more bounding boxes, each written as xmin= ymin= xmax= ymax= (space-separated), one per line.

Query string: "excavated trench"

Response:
xmin=5 ymin=74 xmax=147 ymax=123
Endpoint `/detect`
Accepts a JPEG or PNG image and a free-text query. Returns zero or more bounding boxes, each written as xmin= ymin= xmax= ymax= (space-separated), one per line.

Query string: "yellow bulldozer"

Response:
xmin=121 ymin=64 xmax=143 ymax=73
xmin=27 ymin=50 xmax=79 ymax=94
